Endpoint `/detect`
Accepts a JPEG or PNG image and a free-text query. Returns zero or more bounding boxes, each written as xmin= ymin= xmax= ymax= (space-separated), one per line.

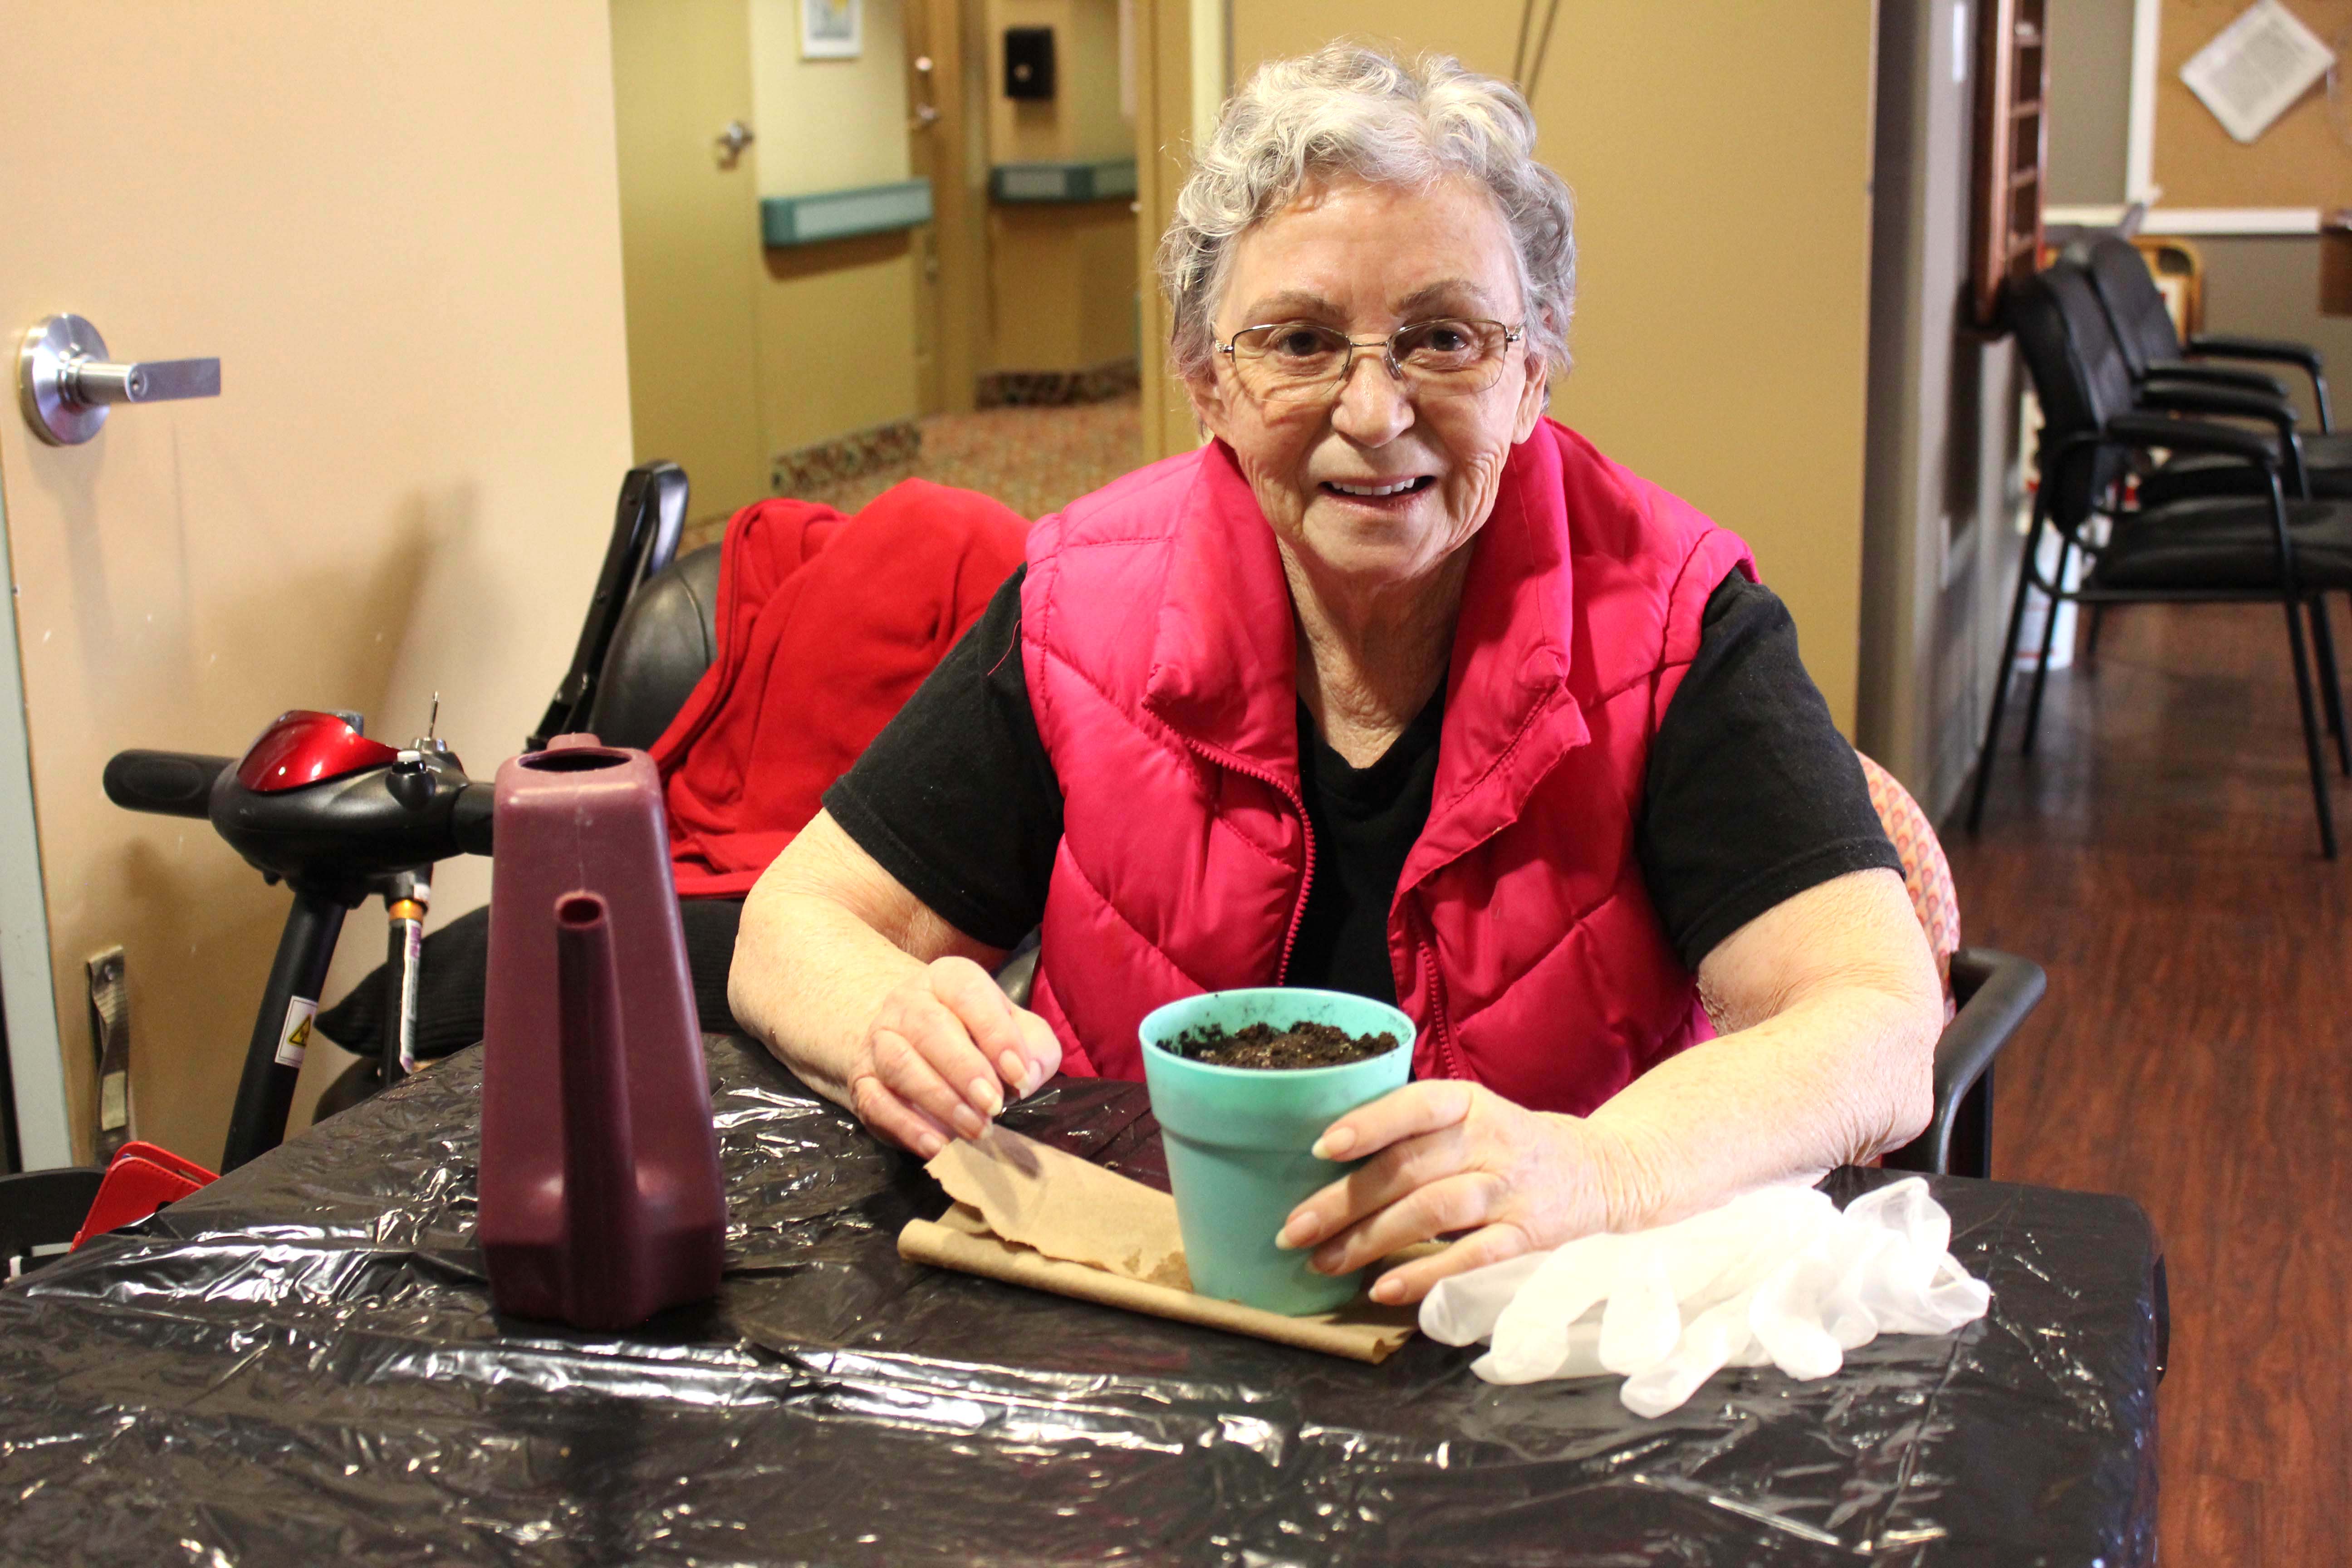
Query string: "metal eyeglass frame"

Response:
xmin=1215 ymin=318 xmax=1526 ymax=396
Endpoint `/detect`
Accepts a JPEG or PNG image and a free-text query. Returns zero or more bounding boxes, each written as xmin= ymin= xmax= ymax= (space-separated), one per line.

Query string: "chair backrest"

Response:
xmin=528 ymin=461 xmax=691 ymax=750
xmin=584 ymin=542 xmax=722 ymax=752
xmin=2074 ymin=235 xmax=2183 ymax=379
xmin=2005 ymin=263 xmax=2139 ymax=529
xmin=1854 ymin=752 xmax=1959 ymax=1003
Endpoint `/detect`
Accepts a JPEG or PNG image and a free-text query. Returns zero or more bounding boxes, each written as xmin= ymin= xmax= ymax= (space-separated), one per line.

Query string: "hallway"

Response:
xmin=685 ymin=395 xmax=1144 ymax=554
xmin=1947 ymin=598 xmax=2352 ymax=1565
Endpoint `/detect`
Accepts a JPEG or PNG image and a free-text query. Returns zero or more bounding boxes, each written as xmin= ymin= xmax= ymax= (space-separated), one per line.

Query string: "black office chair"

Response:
xmin=1968 ymin=263 xmax=2352 ymax=858
xmin=2070 ymin=236 xmax=2349 ymax=507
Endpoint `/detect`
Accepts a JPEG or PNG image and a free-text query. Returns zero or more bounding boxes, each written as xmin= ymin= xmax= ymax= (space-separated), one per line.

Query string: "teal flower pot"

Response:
xmin=1139 ymin=988 xmax=1414 ymax=1315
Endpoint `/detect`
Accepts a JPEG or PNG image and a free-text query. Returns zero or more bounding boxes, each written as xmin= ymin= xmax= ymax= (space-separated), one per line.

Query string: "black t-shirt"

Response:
xmin=822 ymin=564 xmax=1900 ymax=999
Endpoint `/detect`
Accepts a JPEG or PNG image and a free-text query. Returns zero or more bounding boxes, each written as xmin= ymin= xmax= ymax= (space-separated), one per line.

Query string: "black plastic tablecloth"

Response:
xmin=0 ymin=1035 xmax=2160 ymax=1566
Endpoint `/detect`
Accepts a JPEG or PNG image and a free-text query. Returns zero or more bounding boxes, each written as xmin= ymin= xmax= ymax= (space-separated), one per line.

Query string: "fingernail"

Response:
xmin=950 ymin=1103 xmax=985 ymax=1138
xmin=916 ymin=1130 xmax=945 ymax=1158
xmin=1312 ymin=1126 xmax=1356 ymax=1160
xmin=999 ymin=1050 xmax=1026 ymax=1088
xmin=1276 ymin=1213 xmax=1317 ymax=1250
xmin=967 ymin=1077 xmax=1003 ymax=1118
xmin=1309 ymin=1245 xmax=1348 ymax=1276
xmin=1370 ymin=1277 xmax=1404 ymax=1304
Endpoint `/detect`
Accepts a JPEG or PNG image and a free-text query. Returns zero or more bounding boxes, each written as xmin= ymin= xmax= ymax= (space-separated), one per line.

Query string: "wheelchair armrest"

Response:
xmin=1882 ymin=946 xmax=2046 ymax=1176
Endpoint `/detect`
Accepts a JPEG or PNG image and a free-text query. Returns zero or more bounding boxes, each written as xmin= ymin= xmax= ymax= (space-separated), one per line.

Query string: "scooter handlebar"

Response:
xmin=104 ymin=750 xmax=235 ymax=819
xmin=450 ymin=780 xmax=496 ymax=855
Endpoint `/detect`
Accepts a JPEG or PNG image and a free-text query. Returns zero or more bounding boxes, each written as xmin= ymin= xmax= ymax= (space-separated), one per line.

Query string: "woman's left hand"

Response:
xmin=1275 ymin=1080 xmax=1639 ymax=1306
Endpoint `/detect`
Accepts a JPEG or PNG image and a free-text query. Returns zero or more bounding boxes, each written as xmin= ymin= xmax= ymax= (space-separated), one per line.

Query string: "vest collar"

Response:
xmin=1140 ymin=442 xmax=1301 ymax=774
xmin=1142 ymin=426 xmax=1592 ymax=853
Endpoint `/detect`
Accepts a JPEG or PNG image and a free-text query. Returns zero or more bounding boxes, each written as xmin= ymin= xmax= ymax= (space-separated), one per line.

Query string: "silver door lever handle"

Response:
xmin=18 ymin=313 xmax=221 ymax=446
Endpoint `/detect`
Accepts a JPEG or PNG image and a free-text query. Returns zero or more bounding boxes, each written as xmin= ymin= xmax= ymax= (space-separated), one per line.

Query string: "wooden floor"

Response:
xmin=1945 ymin=598 xmax=2352 ymax=1566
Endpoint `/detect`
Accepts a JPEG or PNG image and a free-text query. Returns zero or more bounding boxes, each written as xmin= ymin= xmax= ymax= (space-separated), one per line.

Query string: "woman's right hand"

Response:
xmin=847 ymin=955 xmax=1062 ymax=1156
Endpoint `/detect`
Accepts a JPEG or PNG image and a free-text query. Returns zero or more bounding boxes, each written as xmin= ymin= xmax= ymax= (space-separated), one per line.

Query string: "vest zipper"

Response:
xmin=1184 ymin=743 xmax=1317 ymax=984
xmin=1411 ymin=903 xmax=1466 ymax=1079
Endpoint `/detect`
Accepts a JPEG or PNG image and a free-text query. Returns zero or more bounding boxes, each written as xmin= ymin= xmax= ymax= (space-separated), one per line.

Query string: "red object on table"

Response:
xmin=72 ymin=1142 xmax=218 ymax=1250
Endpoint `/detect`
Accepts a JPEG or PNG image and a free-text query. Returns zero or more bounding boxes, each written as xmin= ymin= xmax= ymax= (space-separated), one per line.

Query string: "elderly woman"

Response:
xmin=730 ymin=45 xmax=1940 ymax=1305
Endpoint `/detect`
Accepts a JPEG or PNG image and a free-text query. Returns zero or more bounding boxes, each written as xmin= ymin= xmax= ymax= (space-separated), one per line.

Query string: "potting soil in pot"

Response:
xmin=1173 ymin=1019 xmax=1399 ymax=1070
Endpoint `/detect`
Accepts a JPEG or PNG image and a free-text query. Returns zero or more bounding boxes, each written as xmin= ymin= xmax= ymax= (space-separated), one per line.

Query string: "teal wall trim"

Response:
xmin=989 ymin=159 xmax=1139 ymax=204
xmin=762 ymin=179 xmax=934 ymax=246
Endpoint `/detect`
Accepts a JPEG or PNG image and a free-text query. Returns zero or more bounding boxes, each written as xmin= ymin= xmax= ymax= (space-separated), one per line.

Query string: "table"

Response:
xmin=0 ymin=1036 xmax=2161 ymax=1565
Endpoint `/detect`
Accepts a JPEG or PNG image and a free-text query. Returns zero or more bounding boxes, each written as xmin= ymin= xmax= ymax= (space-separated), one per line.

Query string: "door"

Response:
xmin=906 ymin=0 xmax=946 ymax=414
xmin=906 ymin=0 xmax=988 ymax=414
xmin=610 ymin=0 xmax=772 ymax=524
xmin=0 ymin=2 xmax=636 ymax=1167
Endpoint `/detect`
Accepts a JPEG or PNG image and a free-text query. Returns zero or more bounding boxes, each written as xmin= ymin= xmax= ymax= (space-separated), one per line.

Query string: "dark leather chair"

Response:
xmin=584 ymin=543 xmax=721 ymax=750
xmin=2069 ymin=236 xmax=2350 ymax=506
xmin=1969 ymin=263 xmax=2352 ymax=856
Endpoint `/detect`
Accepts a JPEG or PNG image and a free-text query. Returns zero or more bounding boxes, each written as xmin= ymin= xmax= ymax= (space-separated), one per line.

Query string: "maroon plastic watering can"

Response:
xmin=477 ymin=735 xmax=726 ymax=1329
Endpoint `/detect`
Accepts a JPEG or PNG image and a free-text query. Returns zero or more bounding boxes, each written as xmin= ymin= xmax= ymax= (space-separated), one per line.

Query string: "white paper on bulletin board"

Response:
xmin=2180 ymin=0 xmax=2335 ymax=143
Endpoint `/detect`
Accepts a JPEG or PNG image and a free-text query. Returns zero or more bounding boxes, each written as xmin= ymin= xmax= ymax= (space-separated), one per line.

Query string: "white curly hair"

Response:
xmin=1156 ymin=42 xmax=1576 ymax=382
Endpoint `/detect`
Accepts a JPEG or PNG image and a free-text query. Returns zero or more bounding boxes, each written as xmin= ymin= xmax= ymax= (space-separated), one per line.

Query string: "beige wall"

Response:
xmin=751 ymin=0 xmax=915 ymax=194
xmin=1190 ymin=2 xmax=1881 ymax=732
xmin=988 ymin=0 xmax=1130 ymax=163
xmin=759 ymin=235 xmax=925 ymax=451
xmin=0 ymin=1 xmax=635 ymax=1165
xmin=990 ymin=204 xmax=1139 ymax=371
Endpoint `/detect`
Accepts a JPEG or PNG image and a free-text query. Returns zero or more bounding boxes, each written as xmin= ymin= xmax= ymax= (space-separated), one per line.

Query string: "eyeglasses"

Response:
xmin=1215 ymin=318 xmax=1525 ymax=404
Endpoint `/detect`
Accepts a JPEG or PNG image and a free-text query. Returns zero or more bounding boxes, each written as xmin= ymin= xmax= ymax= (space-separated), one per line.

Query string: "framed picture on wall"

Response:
xmin=801 ymin=0 xmax=861 ymax=59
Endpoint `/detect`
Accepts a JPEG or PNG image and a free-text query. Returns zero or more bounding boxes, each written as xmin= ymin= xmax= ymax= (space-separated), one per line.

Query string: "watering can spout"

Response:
xmin=553 ymin=891 xmax=641 ymax=1327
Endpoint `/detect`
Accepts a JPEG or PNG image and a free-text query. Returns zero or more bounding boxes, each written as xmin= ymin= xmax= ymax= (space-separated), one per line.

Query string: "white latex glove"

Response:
xmin=1420 ymin=1177 xmax=1991 ymax=1417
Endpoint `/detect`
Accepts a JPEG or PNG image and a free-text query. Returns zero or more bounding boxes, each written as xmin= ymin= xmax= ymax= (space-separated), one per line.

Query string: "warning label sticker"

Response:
xmin=275 ymin=997 xmax=318 ymax=1069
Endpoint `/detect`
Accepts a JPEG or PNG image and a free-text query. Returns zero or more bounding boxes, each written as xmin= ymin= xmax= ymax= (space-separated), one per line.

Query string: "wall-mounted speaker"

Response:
xmin=1004 ymin=27 xmax=1056 ymax=101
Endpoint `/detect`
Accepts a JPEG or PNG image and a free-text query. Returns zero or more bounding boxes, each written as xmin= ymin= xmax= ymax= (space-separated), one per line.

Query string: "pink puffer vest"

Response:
xmin=1019 ymin=418 xmax=1757 ymax=1115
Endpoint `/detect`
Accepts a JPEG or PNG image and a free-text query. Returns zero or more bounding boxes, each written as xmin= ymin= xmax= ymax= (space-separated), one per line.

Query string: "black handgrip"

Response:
xmin=104 ymin=751 xmax=234 ymax=818
xmin=449 ymin=781 xmax=496 ymax=856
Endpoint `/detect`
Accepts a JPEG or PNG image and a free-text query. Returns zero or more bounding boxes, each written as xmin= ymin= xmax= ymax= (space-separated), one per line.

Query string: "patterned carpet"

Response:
xmin=682 ymin=395 xmax=1145 ymax=555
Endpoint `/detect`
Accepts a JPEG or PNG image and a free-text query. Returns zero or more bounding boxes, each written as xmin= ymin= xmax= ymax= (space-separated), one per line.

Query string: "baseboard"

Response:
xmin=770 ymin=419 xmax=921 ymax=497
xmin=975 ymin=358 xmax=1140 ymax=409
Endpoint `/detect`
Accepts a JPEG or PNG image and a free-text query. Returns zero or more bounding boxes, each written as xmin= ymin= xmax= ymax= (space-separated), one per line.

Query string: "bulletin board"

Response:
xmin=2155 ymin=0 xmax=2352 ymax=208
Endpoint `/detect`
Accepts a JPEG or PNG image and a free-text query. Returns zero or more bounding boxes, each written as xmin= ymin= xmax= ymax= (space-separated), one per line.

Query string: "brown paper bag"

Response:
xmin=899 ymin=1126 xmax=1418 ymax=1364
